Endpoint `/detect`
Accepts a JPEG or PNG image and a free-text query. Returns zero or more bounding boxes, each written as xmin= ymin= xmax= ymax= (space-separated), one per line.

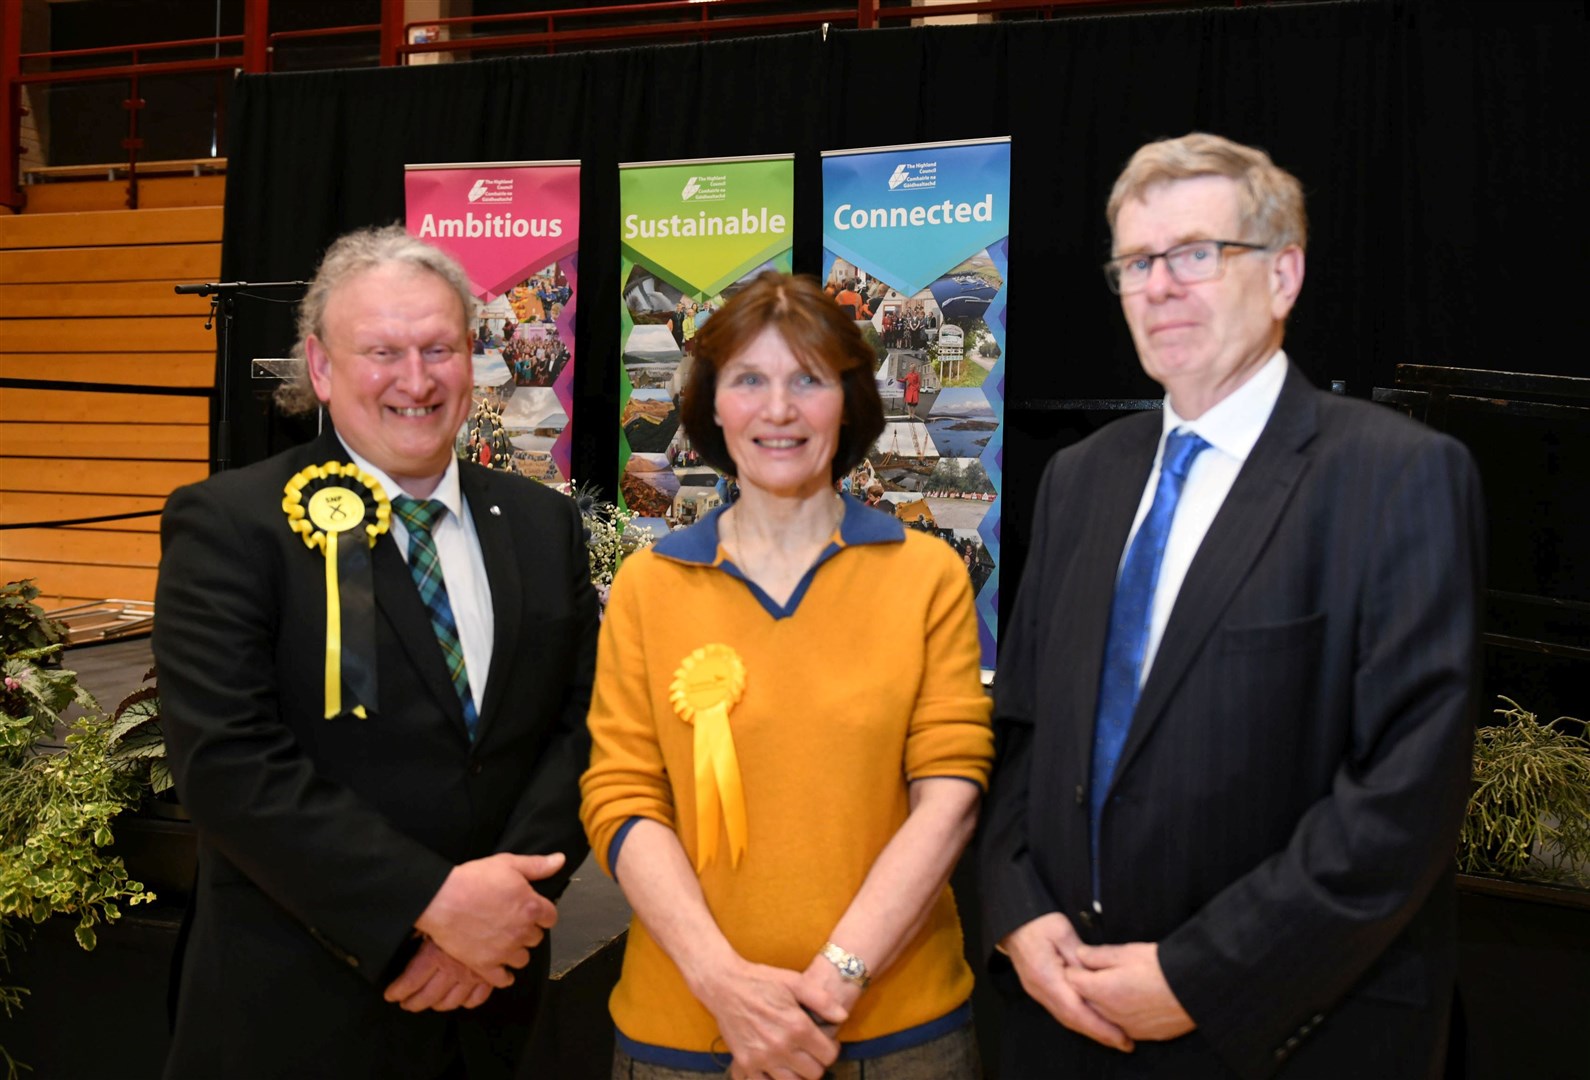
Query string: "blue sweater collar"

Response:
xmin=652 ymin=492 xmax=904 ymax=567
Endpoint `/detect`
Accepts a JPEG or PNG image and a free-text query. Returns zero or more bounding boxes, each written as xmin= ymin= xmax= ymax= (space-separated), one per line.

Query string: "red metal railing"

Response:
xmin=396 ymin=0 xmax=1162 ymax=60
xmin=2 ymin=3 xmax=24 ymax=211
xmin=9 ymin=35 xmax=246 ymax=210
xmin=0 ymin=0 xmax=1211 ymax=212
xmin=400 ymin=0 xmax=860 ymax=59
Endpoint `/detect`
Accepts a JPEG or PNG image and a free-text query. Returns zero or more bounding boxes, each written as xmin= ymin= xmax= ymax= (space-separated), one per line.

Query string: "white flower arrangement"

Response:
xmin=565 ymin=482 xmax=655 ymax=601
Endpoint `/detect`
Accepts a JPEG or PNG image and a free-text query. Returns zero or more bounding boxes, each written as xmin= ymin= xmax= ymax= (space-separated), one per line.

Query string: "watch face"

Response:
xmin=822 ymin=943 xmax=867 ymax=986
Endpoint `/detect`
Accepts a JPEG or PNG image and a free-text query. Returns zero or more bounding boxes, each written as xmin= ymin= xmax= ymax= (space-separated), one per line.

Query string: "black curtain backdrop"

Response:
xmin=217 ymin=0 xmax=1586 ymax=625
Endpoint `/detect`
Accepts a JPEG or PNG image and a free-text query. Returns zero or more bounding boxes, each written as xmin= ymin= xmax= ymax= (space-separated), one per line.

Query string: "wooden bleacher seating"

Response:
xmin=0 ymin=184 xmax=222 ymax=609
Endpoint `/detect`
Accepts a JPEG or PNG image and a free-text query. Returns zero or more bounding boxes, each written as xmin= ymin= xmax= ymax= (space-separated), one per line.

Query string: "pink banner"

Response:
xmin=405 ymin=161 xmax=580 ymax=299
xmin=405 ymin=161 xmax=581 ymax=484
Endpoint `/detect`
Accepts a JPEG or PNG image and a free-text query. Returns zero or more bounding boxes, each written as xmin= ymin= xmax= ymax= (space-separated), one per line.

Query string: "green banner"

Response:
xmin=617 ymin=154 xmax=794 ymax=522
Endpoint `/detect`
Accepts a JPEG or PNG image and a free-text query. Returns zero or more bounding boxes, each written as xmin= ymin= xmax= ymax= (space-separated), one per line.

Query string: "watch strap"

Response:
xmin=819 ymin=941 xmax=870 ymax=989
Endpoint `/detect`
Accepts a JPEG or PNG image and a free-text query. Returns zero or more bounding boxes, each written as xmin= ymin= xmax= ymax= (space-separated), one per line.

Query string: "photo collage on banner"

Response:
xmin=405 ymin=161 xmax=581 ymax=486
xmin=822 ymin=138 xmax=1010 ymax=668
xmin=617 ymin=155 xmax=794 ymax=529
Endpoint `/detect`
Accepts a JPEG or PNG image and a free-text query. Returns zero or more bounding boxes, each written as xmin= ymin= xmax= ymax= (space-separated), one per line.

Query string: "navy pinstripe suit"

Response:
xmin=981 ymin=364 xmax=1484 ymax=1078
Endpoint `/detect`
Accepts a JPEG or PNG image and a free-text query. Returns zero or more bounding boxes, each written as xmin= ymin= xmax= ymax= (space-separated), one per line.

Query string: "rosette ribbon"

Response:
xmin=282 ymin=462 xmax=391 ymax=719
xmin=669 ymin=644 xmax=749 ymax=871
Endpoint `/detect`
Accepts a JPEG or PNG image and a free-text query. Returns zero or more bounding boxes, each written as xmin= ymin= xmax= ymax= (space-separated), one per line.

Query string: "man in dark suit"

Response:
xmin=980 ymin=134 xmax=1483 ymax=1078
xmin=153 ymin=226 xmax=598 ymax=1078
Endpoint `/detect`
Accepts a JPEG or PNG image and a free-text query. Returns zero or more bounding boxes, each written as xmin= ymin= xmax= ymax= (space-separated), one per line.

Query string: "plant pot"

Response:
xmin=135 ymin=796 xmax=190 ymax=822
xmin=111 ymin=810 xmax=197 ymax=904
xmin=0 ymin=907 xmax=181 ymax=1077
xmin=1451 ymin=874 xmax=1590 ymax=1079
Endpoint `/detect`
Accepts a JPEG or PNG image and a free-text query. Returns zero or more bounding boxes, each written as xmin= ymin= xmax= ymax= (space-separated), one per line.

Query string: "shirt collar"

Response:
xmin=652 ymin=492 xmax=905 ymax=567
xmin=335 ymin=435 xmax=465 ymax=520
xmin=1161 ymin=349 xmax=1288 ymax=464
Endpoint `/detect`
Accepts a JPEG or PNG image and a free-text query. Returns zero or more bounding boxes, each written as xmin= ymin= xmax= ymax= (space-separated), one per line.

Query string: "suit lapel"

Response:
xmin=303 ymin=425 xmax=470 ymax=734
xmin=372 ymin=535 xmax=467 ymax=732
xmin=1112 ymin=368 xmax=1319 ymax=784
xmin=459 ymin=464 xmax=522 ymax=745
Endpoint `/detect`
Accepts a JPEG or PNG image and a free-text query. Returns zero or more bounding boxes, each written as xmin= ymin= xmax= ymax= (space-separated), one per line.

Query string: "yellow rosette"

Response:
xmin=669 ymin=644 xmax=749 ymax=872
xmin=282 ymin=462 xmax=391 ymax=720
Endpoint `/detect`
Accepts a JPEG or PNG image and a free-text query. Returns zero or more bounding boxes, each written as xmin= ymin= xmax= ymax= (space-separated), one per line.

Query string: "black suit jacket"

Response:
xmin=153 ymin=427 xmax=598 ymax=1079
xmin=980 ymin=366 xmax=1484 ymax=1078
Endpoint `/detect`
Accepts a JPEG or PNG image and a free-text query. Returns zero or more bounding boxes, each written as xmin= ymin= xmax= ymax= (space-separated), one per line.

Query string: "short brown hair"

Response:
xmin=1106 ymin=132 xmax=1308 ymax=253
xmin=680 ymin=271 xmax=884 ymax=483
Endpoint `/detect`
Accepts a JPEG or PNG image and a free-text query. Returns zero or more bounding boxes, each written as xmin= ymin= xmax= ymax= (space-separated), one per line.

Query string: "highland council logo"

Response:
xmin=466 ymin=178 xmax=514 ymax=205
xmin=887 ymin=161 xmax=938 ymax=191
xmin=680 ymin=174 xmax=728 ymax=203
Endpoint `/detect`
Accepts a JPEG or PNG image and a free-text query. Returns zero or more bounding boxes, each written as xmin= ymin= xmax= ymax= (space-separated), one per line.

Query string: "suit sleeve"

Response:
xmin=1158 ymin=434 xmax=1484 ymax=1077
xmin=154 ymin=481 xmax=453 ymax=982
xmin=491 ymin=489 xmax=599 ymax=901
xmin=978 ymin=456 xmax=1067 ymax=958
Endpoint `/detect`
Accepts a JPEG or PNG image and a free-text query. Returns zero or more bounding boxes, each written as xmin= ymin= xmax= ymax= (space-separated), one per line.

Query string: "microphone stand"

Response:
xmin=174 ymin=280 xmax=309 ymax=472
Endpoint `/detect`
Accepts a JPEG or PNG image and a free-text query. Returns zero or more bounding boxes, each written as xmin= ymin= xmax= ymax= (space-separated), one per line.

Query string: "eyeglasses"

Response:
xmin=1103 ymin=239 xmax=1270 ymax=295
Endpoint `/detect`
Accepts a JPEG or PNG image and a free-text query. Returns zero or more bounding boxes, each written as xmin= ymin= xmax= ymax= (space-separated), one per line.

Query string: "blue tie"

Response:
xmin=1090 ymin=429 xmax=1210 ymax=896
xmin=390 ymin=496 xmax=479 ymax=740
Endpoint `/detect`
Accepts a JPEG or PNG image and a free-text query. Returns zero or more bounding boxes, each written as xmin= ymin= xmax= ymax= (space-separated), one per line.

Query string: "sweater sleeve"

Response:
xmin=903 ymin=538 xmax=994 ymax=789
xmin=580 ymin=552 xmax=678 ymax=877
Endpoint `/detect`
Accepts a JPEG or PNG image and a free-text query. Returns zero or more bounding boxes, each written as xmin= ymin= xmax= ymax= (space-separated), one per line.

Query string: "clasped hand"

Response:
xmin=1000 ymin=912 xmax=1195 ymax=1052
xmin=697 ymin=956 xmax=850 ymax=1080
xmin=385 ymin=851 xmax=565 ymax=1013
xmin=383 ymin=937 xmax=493 ymax=1013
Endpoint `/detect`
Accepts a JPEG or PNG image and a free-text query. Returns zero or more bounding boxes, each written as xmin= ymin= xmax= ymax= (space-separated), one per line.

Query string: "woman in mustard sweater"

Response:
xmin=581 ymin=272 xmax=993 ymax=1080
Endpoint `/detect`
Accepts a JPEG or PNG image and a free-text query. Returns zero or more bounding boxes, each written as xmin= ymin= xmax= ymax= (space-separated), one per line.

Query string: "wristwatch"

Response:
xmin=819 ymin=942 xmax=871 ymax=989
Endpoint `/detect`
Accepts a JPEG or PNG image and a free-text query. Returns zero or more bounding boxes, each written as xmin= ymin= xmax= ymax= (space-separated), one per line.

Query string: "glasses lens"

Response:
xmin=1166 ymin=241 xmax=1222 ymax=283
xmin=1110 ymin=255 xmax=1152 ymax=294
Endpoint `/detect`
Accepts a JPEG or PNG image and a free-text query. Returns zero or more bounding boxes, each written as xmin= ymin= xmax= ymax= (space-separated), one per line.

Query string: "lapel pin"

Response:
xmin=490 ymin=505 xmax=502 ymax=516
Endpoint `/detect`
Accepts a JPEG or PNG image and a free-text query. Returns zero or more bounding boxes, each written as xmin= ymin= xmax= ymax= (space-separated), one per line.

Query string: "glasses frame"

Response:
xmin=1103 ymin=239 xmax=1271 ymax=295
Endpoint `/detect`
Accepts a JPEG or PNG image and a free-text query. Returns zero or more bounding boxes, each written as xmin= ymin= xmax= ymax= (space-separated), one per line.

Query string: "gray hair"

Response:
xmin=1106 ymin=132 xmax=1308 ymax=254
xmin=275 ymin=225 xmax=477 ymax=415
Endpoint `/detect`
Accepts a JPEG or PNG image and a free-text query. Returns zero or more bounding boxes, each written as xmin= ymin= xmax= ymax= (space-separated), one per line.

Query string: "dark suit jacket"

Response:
xmin=980 ymin=366 xmax=1484 ymax=1079
xmin=153 ymin=427 xmax=598 ymax=1079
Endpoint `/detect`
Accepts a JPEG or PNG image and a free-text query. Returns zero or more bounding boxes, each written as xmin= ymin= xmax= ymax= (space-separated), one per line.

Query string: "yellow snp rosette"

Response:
xmin=282 ymin=462 xmax=391 ymax=720
xmin=669 ymin=644 xmax=749 ymax=872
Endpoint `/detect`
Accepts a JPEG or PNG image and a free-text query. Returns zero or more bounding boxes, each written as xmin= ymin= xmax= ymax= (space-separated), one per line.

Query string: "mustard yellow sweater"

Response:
xmin=580 ymin=500 xmax=993 ymax=1059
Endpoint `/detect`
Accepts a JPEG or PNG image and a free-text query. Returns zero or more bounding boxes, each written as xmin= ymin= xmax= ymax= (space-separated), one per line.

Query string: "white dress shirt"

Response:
xmin=1122 ymin=350 xmax=1288 ymax=686
xmin=339 ymin=438 xmax=494 ymax=713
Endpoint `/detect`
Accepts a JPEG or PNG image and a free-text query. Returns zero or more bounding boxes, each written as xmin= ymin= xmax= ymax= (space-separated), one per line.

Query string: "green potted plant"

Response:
xmin=1458 ymin=695 xmax=1590 ymax=886
xmin=0 ymin=581 xmax=156 ymax=1078
xmin=105 ymin=667 xmax=173 ymax=804
xmin=1450 ymin=695 xmax=1590 ymax=1079
xmin=102 ymin=669 xmax=195 ymax=906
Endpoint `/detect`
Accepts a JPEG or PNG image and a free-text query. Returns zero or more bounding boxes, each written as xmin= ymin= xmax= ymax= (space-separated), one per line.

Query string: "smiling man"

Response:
xmin=980 ymin=134 xmax=1485 ymax=1078
xmin=153 ymin=227 xmax=598 ymax=1079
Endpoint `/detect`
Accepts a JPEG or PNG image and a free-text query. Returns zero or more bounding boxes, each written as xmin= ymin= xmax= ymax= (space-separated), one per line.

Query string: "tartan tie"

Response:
xmin=1089 ymin=428 xmax=1210 ymax=899
xmin=390 ymin=496 xmax=478 ymax=739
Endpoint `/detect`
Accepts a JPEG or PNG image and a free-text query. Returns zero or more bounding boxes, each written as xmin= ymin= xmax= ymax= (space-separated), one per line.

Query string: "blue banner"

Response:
xmin=822 ymin=138 xmax=1009 ymax=669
